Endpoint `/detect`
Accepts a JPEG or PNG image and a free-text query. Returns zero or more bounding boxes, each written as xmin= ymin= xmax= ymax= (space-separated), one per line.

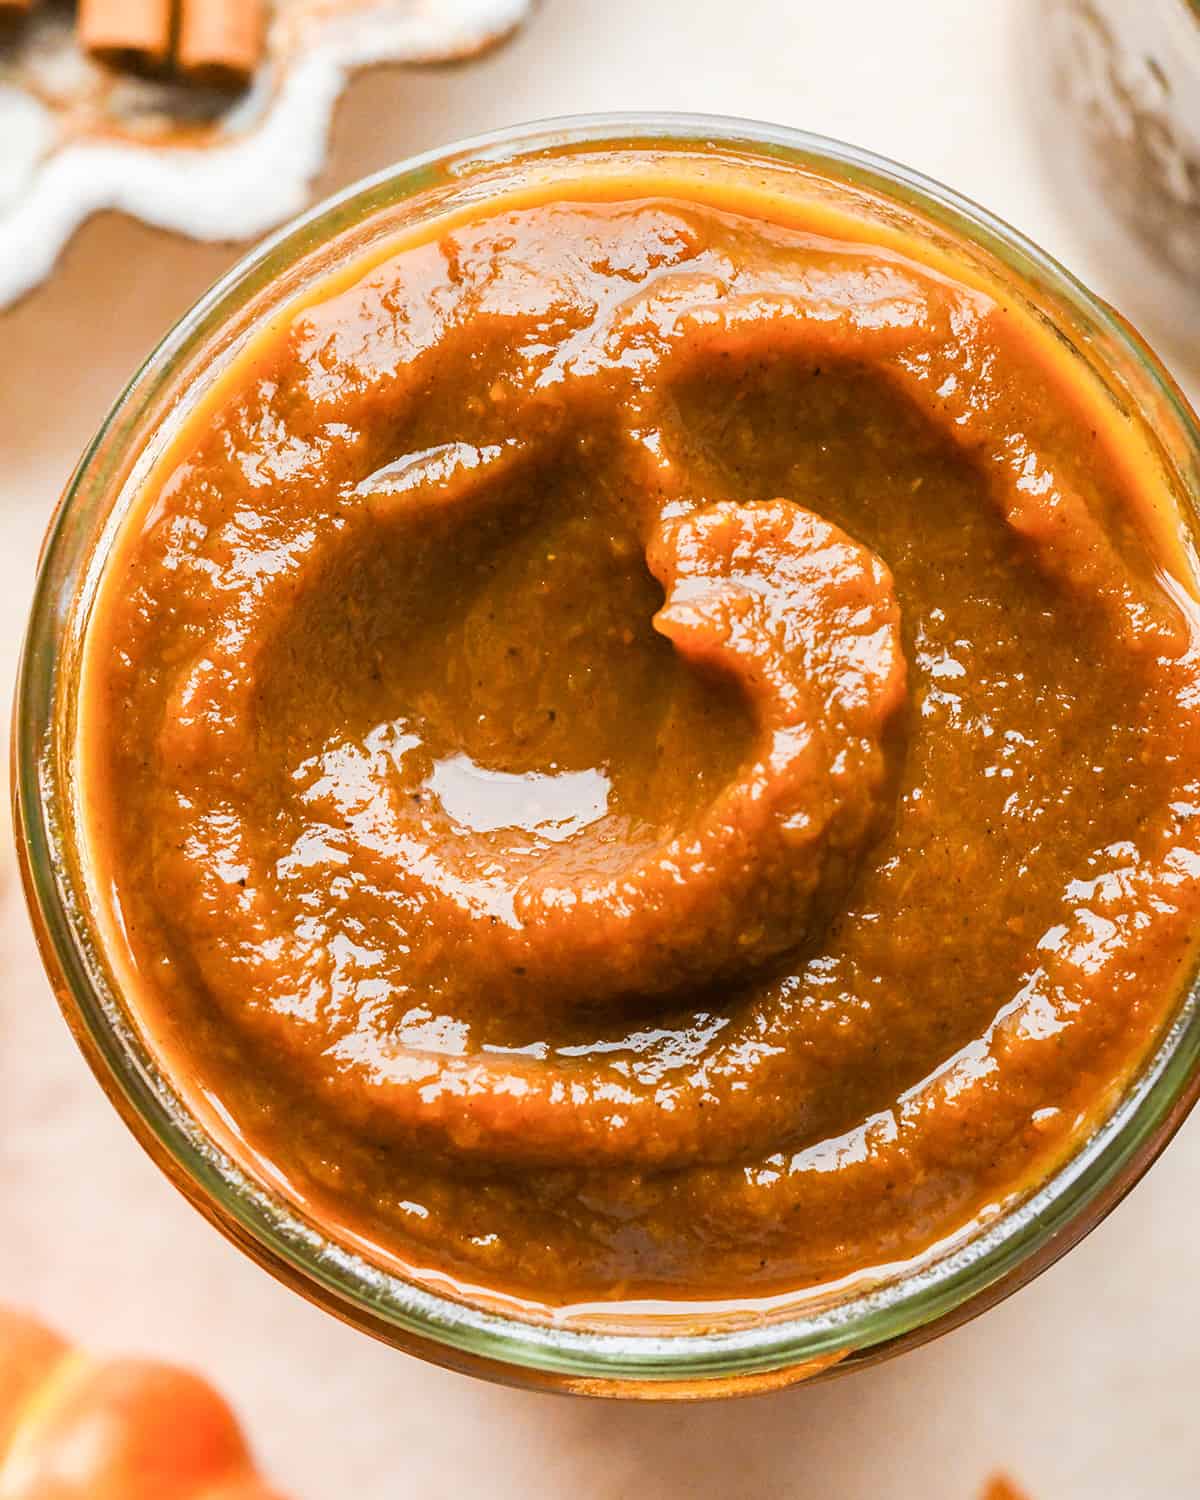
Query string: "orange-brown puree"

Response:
xmin=79 ymin=155 xmax=1200 ymax=1303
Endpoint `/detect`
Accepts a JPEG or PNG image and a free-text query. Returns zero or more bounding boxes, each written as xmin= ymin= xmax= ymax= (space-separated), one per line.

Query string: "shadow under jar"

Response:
xmin=14 ymin=115 xmax=1200 ymax=1398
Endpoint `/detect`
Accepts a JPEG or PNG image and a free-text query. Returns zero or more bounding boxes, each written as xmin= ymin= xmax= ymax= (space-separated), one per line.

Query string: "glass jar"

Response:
xmin=14 ymin=114 xmax=1200 ymax=1398
xmin=1030 ymin=0 xmax=1200 ymax=376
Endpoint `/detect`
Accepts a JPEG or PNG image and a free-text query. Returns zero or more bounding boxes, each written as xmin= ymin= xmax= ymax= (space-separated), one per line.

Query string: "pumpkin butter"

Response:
xmin=78 ymin=150 xmax=1200 ymax=1305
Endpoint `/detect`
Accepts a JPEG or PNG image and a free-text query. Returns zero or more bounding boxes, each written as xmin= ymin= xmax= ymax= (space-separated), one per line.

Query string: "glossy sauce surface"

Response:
xmin=80 ymin=158 xmax=1200 ymax=1303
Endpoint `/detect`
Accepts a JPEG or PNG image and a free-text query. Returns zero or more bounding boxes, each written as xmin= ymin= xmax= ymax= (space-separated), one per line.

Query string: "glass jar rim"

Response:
xmin=15 ymin=110 xmax=1200 ymax=1390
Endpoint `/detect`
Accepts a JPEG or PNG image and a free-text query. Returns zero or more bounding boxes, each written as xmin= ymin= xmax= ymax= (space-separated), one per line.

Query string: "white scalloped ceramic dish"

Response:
xmin=0 ymin=0 xmax=531 ymax=306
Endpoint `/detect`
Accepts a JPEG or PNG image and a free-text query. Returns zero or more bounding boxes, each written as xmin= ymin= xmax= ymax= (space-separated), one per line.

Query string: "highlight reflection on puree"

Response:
xmin=78 ymin=154 xmax=1200 ymax=1303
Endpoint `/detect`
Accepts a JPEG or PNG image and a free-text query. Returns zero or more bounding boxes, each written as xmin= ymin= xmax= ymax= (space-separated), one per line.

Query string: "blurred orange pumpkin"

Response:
xmin=0 ymin=1305 xmax=288 ymax=1499
xmin=981 ymin=1477 xmax=1032 ymax=1500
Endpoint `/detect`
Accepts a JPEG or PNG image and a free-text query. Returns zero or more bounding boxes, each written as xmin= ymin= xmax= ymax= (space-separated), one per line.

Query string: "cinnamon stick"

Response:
xmin=176 ymin=0 xmax=264 ymax=90
xmin=78 ymin=0 xmax=174 ymax=73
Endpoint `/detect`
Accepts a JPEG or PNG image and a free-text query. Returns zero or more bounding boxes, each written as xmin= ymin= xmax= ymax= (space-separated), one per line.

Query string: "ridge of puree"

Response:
xmin=78 ymin=151 xmax=1200 ymax=1304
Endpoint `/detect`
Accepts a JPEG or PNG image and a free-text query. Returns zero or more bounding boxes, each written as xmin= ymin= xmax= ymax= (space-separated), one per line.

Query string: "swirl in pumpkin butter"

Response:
xmin=80 ymin=157 xmax=1200 ymax=1302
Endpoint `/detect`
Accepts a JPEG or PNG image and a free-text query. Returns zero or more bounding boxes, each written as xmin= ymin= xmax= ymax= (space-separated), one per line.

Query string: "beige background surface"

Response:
xmin=2 ymin=3 xmax=1198 ymax=1497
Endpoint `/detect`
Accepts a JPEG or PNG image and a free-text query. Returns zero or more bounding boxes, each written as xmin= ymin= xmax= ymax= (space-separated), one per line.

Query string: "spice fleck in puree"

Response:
xmin=78 ymin=148 xmax=1200 ymax=1307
